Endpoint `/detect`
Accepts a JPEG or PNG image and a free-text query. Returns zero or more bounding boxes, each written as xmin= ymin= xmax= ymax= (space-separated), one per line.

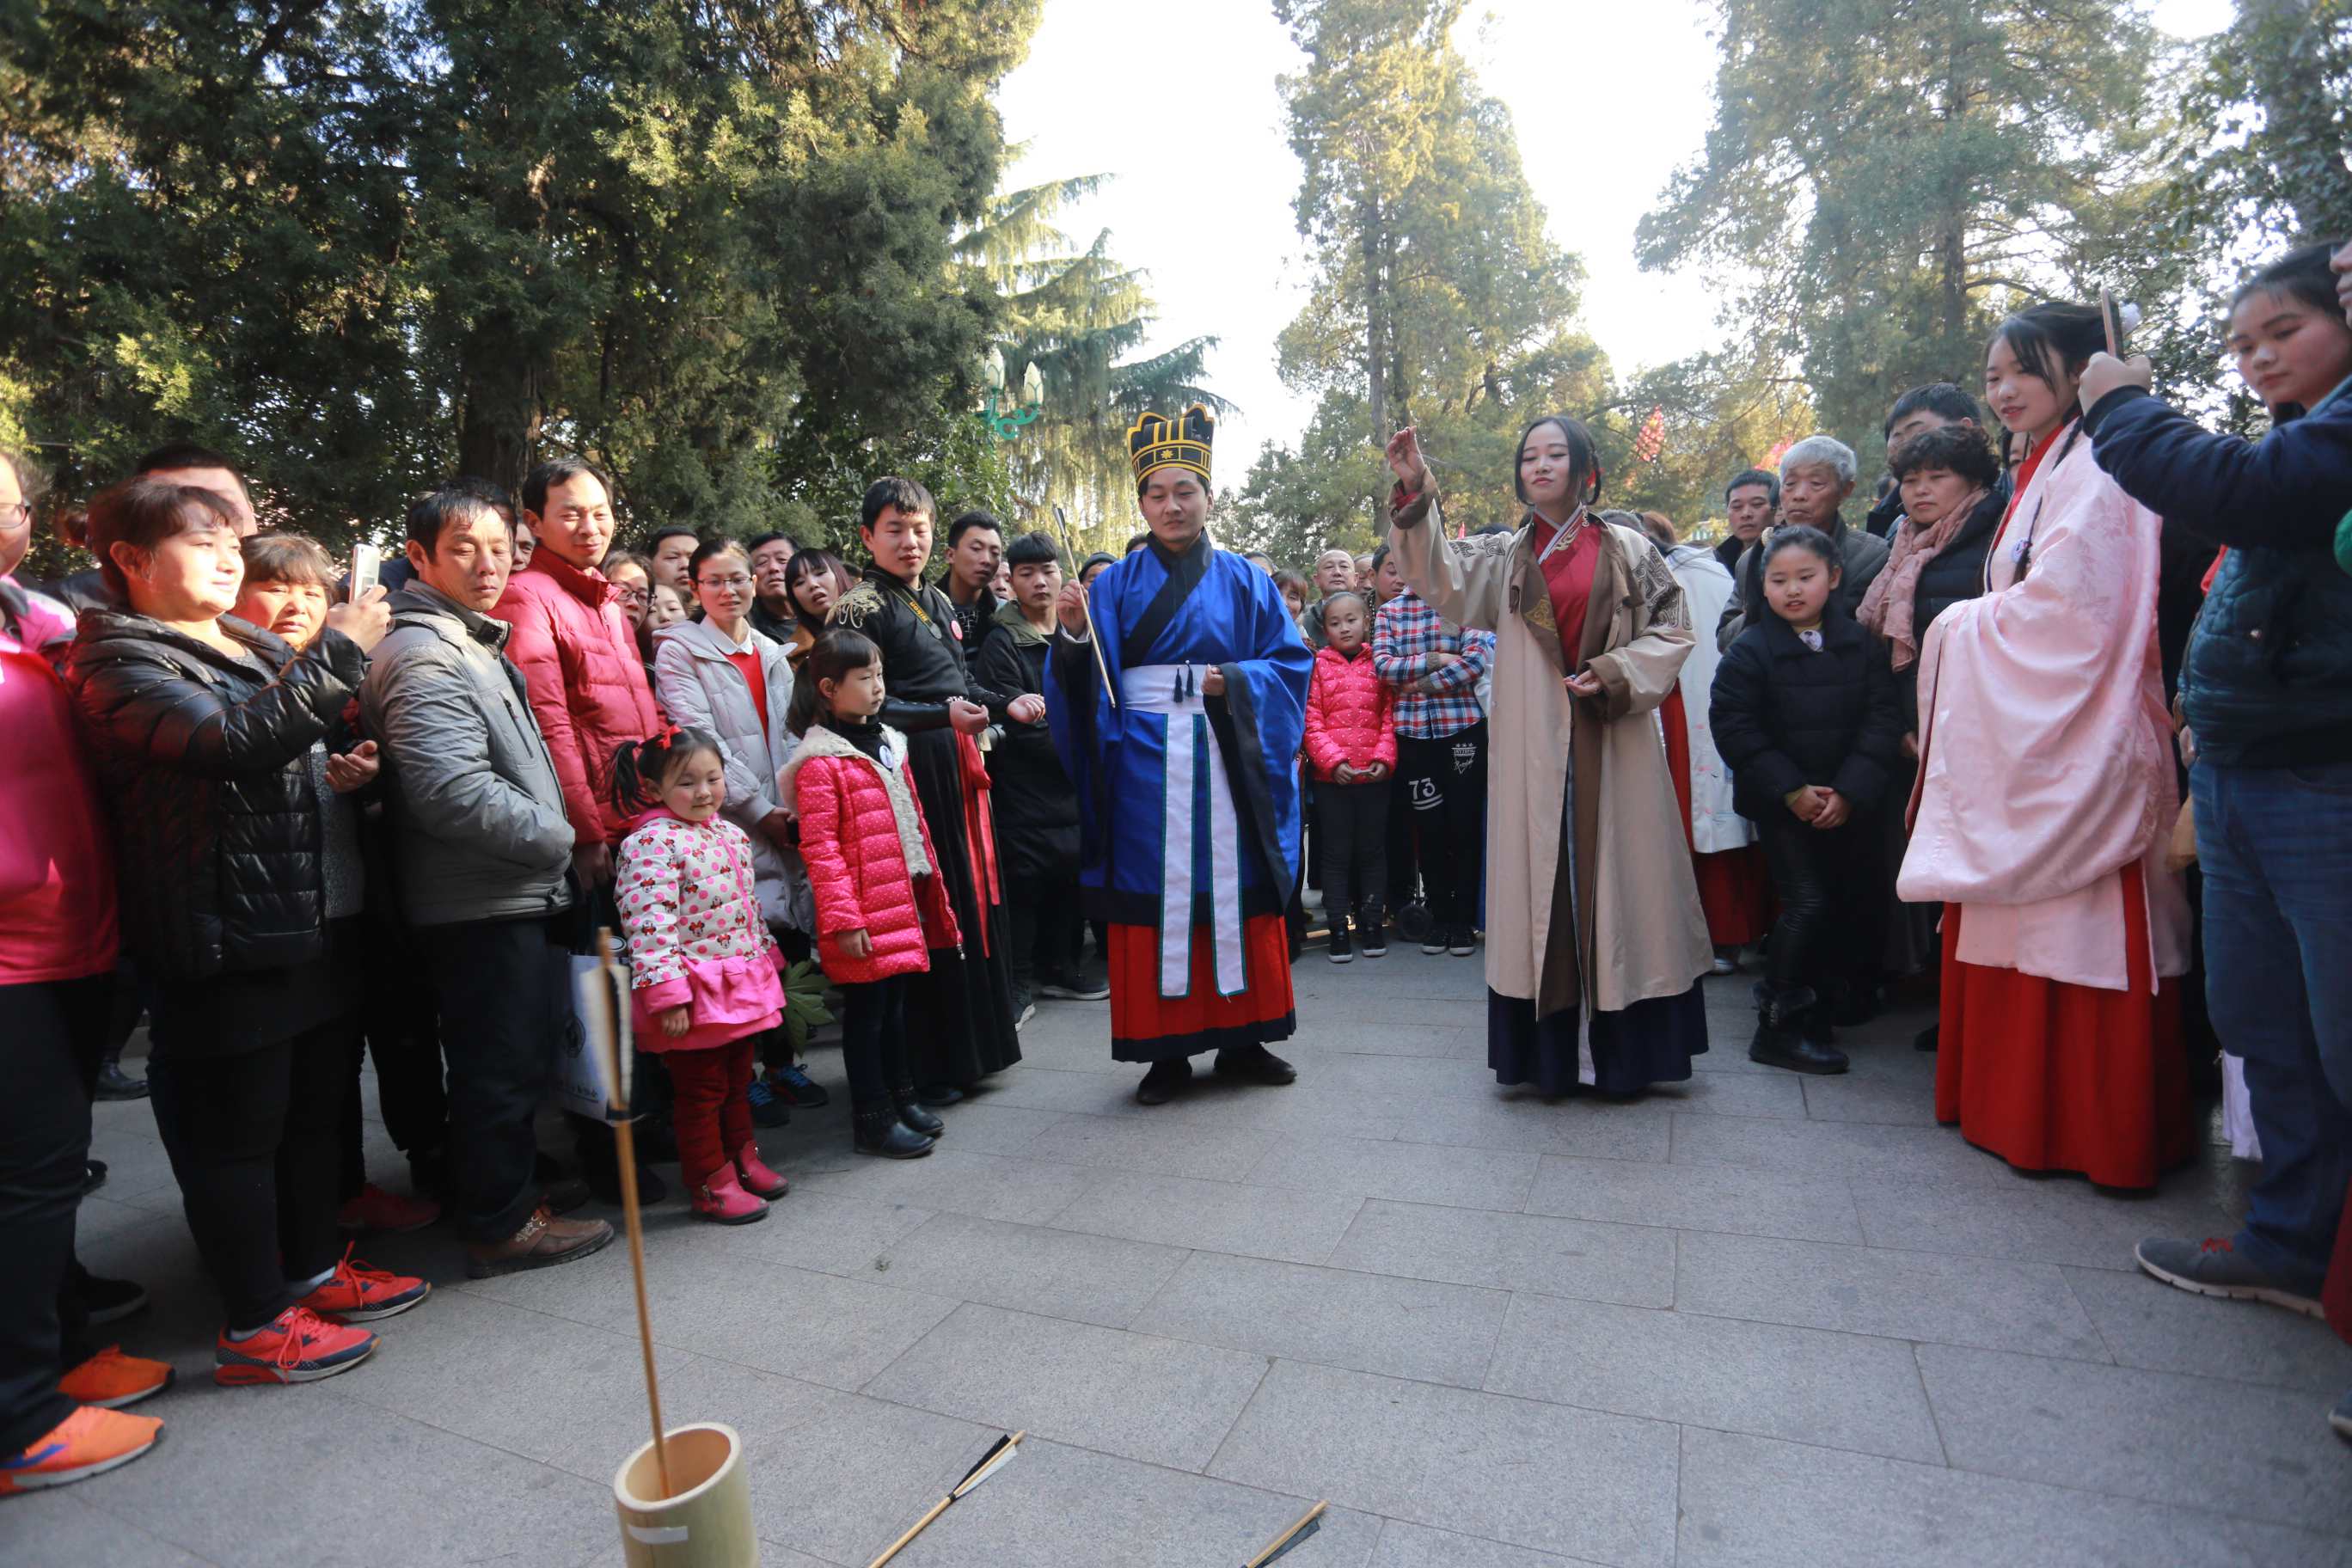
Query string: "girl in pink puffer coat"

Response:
xmin=779 ymin=628 xmax=959 ymax=1159
xmin=1302 ymin=591 xmax=1397 ymax=962
xmin=611 ymin=726 xmax=792 ymax=1225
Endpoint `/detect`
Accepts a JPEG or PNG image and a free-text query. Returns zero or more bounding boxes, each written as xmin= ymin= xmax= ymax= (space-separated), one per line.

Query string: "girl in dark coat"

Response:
xmin=64 ymin=480 xmax=424 ymax=1387
xmin=1710 ymin=529 xmax=1903 ymax=1075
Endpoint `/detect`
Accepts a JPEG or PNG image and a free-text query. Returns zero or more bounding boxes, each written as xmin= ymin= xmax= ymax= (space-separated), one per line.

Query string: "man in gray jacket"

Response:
xmin=362 ymin=487 xmax=614 ymax=1279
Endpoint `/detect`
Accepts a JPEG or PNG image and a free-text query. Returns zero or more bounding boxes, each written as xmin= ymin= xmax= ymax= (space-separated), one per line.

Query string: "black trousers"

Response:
xmin=339 ymin=933 xmax=448 ymax=1198
xmin=148 ymin=1018 xmax=348 ymax=1331
xmin=1005 ymin=871 xmax=1083 ymax=1002
xmin=1756 ymin=811 xmax=1870 ymax=997
xmin=1317 ymin=779 xmax=1391 ymax=925
xmin=416 ymin=914 xmax=571 ymax=1245
xmin=838 ymin=975 xmax=911 ymax=1118
xmin=1400 ymin=723 xmax=1489 ymax=929
xmin=0 ymin=977 xmax=109 ymax=1453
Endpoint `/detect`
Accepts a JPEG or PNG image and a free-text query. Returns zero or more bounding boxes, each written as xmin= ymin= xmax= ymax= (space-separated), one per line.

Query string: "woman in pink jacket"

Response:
xmin=780 ymin=629 xmax=959 ymax=1159
xmin=610 ymin=726 xmax=791 ymax=1224
xmin=1302 ymin=591 xmax=1397 ymax=962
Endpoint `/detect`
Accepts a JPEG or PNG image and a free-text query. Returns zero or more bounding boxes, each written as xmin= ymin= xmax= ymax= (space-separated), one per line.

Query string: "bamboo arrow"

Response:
xmin=1052 ymin=505 xmax=1118 ymax=710
xmin=865 ymin=1430 xmax=1026 ymax=1568
xmin=591 ymin=929 xmax=668 ymax=1499
xmin=1245 ymin=1498 xmax=1328 ymax=1566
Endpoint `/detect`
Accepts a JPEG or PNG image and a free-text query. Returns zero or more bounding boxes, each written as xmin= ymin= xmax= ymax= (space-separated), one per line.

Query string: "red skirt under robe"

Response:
xmin=1106 ymin=914 xmax=1296 ymax=1063
xmin=1661 ymin=687 xmax=1772 ymax=946
xmin=1934 ymin=862 xmax=2190 ymax=1189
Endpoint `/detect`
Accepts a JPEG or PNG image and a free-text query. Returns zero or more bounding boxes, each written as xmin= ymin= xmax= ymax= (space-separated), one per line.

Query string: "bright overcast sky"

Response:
xmin=995 ymin=0 xmax=2237 ymax=476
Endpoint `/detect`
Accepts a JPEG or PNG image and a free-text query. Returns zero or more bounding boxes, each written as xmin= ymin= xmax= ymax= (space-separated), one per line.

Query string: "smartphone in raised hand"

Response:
xmin=350 ymin=542 xmax=381 ymax=600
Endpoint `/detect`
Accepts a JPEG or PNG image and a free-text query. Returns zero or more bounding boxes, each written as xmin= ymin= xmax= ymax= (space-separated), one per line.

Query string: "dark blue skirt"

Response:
xmin=1487 ymin=983 xmax=1709 ymax=1097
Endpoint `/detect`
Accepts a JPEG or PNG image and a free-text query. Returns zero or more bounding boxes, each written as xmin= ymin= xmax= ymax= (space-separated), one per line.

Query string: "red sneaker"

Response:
xmin=58 ymin=1346 xmax=174 ymax=1410
xmin=214 ymin=1307 xmax=377 ymax=1386
xmin=299 ymin=1243 xmax=431 ymax=1323
xmin=336 ymin=1182 xmax=441 ymax=1234
xmin=0 ymin=1406 xmax=162 ymax=1495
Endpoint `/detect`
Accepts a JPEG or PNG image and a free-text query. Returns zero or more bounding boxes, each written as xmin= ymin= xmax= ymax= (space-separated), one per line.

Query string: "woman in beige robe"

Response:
xmin=1384 ymin=420 xmax=1713 ymax=1094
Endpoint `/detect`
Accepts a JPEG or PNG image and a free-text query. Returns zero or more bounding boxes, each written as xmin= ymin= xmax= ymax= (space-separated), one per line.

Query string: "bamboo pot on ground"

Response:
xmin=613 ymin=1423 xmax=757 ymax=1568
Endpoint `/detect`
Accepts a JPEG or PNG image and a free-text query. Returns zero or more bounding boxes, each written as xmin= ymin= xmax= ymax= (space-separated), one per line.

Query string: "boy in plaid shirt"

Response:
xmin=1371 ymin=544 xmax=1496 ymax=955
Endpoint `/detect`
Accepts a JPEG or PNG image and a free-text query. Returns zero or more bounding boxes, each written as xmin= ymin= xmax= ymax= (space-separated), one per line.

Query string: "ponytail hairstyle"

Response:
xmin=1511 ymin=414 xmax=1603 ymax=506
xmin=785 ymin=626 xmax=883 ymax=737
xmin=1989 ymin=302 xmax=2110 ymax=394
xmin=609 ymin=725 xmax=725 ymax=815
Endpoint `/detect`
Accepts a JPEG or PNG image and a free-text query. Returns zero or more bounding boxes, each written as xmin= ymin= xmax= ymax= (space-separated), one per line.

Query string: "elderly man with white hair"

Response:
xmin=1718 ymin=434 xmax=1892 ymax=647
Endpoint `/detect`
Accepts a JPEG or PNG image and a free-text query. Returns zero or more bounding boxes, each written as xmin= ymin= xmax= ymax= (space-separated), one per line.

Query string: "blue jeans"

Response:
xmin=2195 ymin=759 xmax=2352 ymax=1289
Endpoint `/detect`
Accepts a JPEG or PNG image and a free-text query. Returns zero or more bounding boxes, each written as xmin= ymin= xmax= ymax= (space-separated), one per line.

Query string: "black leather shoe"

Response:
xmin=95 ymin=1060 xmax=150 ymax=1101
xmin=916 ymin=1083 xmax=965 ymax=1107
xmin=1214 ymin=1044 xmax=1298 ymax=1086
xmin=855 ymin=1110 xmax=936 ymax=1159
xmin=580 ymin=1156 xmax=666 ymax=1207
xmin=892 ymin=1092 xmax=945 ymax=1137
xmin=1136 ymin=1058 xmax=1192 ymax=1105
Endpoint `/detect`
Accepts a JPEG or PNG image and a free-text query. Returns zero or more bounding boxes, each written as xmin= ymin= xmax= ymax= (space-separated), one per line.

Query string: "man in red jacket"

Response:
xmin=488 ymin=459 xmax=662 ymax=889
xmin=487 ymin=458 xmax=667 ymax=1203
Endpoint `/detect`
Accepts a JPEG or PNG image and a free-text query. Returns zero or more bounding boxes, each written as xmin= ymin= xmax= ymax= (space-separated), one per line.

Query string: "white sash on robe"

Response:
xmin=1123 ymin=664 xmax=1246 ymax=999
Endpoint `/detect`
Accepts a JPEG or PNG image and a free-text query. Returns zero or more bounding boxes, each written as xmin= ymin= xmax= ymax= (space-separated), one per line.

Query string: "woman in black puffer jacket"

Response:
xmin=64 ymin=479 xmax=403 ymax=1383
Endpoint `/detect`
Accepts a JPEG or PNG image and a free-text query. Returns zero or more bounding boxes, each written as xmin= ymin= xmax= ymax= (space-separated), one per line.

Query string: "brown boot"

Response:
xmin=464 ymin=1204 xmax=616 ymax=1280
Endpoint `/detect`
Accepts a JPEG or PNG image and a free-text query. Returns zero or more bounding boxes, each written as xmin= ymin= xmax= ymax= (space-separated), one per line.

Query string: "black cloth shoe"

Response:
xmin=1215 ymin=1044 xmax=1298 ymax=1086
xmin=81 ymin=1160 xmax=107 ymax=1197
xmin=1136 ymin=1057 xmax=1192 ymax=1105
xmin=916 ymin=1084 xmax=965 ymax=1107
xmin=1358 ymin=908 xmax=1387 ymax=958
xmin=95 ymin=1059 xmax=149 ymax=1101
xmin=82 ymin=1271 xmax=150 ymax=1326
xmin=854 ymin=1109 xmax=935 ymax=1159
xmin=1448 ymin=927 xmax=1478 ymax=957
xmin=1914 ymin=1023 xmax=1939 ymax=1052
xmin=580 ymin=1152 xmax=666 ymax=1207
xmin=1327 ymin=921 xmax=1354 ymax=964
xmin=1038 ymin=972 xmax=1111 ymax=1001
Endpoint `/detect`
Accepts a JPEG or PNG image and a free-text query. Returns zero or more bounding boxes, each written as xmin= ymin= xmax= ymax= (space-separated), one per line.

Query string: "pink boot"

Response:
xmin=735 ymin=1142 xmax=789 ymax=1201
xmin=692 ymin=1167 xmax=768 ymax=1225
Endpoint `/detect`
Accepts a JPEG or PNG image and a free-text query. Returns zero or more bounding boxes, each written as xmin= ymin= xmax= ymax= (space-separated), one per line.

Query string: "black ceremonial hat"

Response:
xmin=1128 ymin=404 xmax=1215 ymax=486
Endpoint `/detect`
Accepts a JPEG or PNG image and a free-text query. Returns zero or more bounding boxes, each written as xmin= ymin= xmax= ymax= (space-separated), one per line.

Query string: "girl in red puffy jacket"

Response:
xmin=611 ymin=726 xmax=793 ymax=1224
xmin=778 ymin=629 xmax=959 ymax=1159
xmin=1302 ymin=591 xmax=1397 ymax=962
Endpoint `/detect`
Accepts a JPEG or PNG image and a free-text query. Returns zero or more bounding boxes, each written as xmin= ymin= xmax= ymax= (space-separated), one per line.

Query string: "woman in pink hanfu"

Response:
xmin=1899 ymin=302 xmax=2193 ymax=1190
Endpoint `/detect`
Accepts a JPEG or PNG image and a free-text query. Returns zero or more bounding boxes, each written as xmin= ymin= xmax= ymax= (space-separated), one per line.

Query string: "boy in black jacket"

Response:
xmin=1711 ymin=529 xmax=1903 ymax=1075
xmin=976 ymin=533 xmax=1107 ymax=1017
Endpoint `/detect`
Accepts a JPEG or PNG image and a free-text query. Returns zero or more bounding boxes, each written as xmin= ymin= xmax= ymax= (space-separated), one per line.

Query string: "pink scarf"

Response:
xmin=1855 ymin=487 xmax=1988 ymax=670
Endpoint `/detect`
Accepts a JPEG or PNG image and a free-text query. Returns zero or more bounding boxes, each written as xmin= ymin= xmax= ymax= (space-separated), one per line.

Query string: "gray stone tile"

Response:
xmin=921 ymin=1100 xmax=1069 ymax=1155
xmin=973 ymin=1064 xmax=1154 ymax=1116
xmin=1525 ymin=1154 xmax=1863 ymax=1245
xmin=1209 ymin=1359 xmax=1679 ymax=1568
xmin=865 ymin=1211 xmax=1190 ymax=1327
xmin=82 ymin=1124 xmax=181 ymax=1206
xmin=1676 ymin=1424 xmax=2346 ymax=1568
xmin=1312 ymin=993 xmax=1495 ymax=1030
xmin=1048 ymin=1169 xmax=1366 ymax=1264
xmin=83 ymin=1386 xmax=612 ymax=1568
xmin=1485 ymin=1293 xmax=1944 ymax=1463
xmin=698 ymin=1187 xmax=939 ymax=1277
xmin=1852 ymin=1170 xmax=2234 ymax=1271
xmin=861 ymin=1302 xmax=1271 ymax=1471
xmin=780 ymin=1144 xmax=1100 ymax=1225
xmin=462 ymin=1241 xmax=959 ymax=1392
xmin=1798 ymin=1070 xmax=1941 ymax=1125
xmin=885 ymin=1436 xmax=1382 ymax=1568
xmin=0 ymin=1491 xmax=216 ymax=1565
xmin=1670 ymin=1111 xmax=2024 ymax=1186
xmin=1675 ymin=1230 xmax=2110 ymax=1361
xmin=1246 ymin=1135 xmax=1540 ymax=1211
xmin=1327 ymin=1200 xmax=1675 ymax=1306
xmin=1314 ymin=1021 xmax=1487 ymax=1057
xmin=1916 ymin=1342 xmax=2352 ymax=1535
xmin=2062 ymin=1264 xmax=2352 ymax=1394
xmin=1369 ymin=1521 xmax=1599 ymax=1568
xmin=737 ymin=1392 xmax=1000 ymax=1565
xmin=1645 ymin=1070 xmax=1807 ymax=1119
xmin=1314 ymin=1049 xmax=1500 ymax=1099
xmin=71 ymin=1192 xmax=172 ymax=1244
xmin=1024 ymin=1110 xmax=1280 ymax=1181
xmin=1130 ymin=1252 xmax=1510 ymax=1387
xmin=1400 ymin=1096 xmax=1675 ymax=1163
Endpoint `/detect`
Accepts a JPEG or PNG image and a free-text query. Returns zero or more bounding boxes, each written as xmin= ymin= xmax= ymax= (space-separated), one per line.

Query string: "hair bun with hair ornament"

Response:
xmin=2117 ymin=302 xmax=2143 ymax=333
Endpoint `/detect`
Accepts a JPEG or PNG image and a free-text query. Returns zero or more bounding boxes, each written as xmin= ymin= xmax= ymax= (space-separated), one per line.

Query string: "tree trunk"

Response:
xmin=1363 ymin=191 xmax=1387 ymax=457
xmin=456 ymin=334 xmax=542 ymax=496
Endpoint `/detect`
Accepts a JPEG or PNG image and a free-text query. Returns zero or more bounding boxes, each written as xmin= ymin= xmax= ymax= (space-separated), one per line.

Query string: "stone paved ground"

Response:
xmin=14 ymin=943 xmax=2352 ymax=1567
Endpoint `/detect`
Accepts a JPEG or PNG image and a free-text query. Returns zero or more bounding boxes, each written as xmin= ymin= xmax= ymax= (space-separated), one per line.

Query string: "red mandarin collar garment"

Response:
xmin=1529 ymin=512 xmax=1602 ymax=663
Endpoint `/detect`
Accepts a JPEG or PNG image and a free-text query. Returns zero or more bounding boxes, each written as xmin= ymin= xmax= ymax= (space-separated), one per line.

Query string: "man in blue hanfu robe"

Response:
xmin=1045 ymin=405 xmax=1314 ymax=1104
